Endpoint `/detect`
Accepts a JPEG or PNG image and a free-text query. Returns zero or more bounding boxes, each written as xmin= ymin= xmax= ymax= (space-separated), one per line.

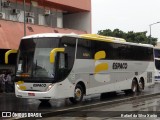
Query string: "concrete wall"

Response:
xmin=46 ymin=0 xmax=91 ymax=11
xmin=64 ymin=12 xmax=91 ymax=33
xmin=0 ymin=19 xmax=87 ymax=49
xmin=0 ymin=0 xmax=91 ymax=33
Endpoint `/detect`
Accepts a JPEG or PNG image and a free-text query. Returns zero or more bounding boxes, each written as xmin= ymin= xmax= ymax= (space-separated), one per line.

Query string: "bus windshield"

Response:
xmin=154 ymin=49 xmax=160 ymax=58
xmin=154 ymin=49 xmax=160 ymax=70
xmin=16 ymin=37 xmax=59 ymax=78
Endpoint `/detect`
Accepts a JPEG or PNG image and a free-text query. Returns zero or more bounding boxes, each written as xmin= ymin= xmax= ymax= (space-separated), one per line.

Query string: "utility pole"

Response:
xmin=149 ymin=22 xmax=160 ymax=44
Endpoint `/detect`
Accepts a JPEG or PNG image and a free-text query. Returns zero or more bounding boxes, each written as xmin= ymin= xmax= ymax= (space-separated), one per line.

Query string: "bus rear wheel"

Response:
xmin=69 ymin=84 xmax=84 ymax=104
xmin=124 ymin=79 xmax=138 ymax=95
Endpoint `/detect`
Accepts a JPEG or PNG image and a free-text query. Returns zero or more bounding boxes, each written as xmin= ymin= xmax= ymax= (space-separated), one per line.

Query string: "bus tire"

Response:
xmin=69 ymin=84 xmax=84 ymax=104
xmin=39 ymin=99 xmax=50 ymax=102
xmin=138 ymin=79 xmax=144 ymax=92
xmin=131 ymin=80 xmax=138 ymax=93
xmin=124 ymin=89 xmax=132 ymax=95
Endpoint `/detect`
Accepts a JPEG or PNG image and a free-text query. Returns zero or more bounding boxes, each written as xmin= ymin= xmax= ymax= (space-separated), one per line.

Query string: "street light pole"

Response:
xmin=149 ymin=22 xmax=160 ymax=44
xmin=23 ymin=0 xmax=26 ymax=36
xmin=149 ymin=24 xmax=151 ymax=38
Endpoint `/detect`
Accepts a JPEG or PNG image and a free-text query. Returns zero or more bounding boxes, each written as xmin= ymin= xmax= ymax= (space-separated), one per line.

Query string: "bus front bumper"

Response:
xmin=15 ymin=85 xmax=56 ymax=99
xmin=155 ymin=76 xmax=160 ymax=82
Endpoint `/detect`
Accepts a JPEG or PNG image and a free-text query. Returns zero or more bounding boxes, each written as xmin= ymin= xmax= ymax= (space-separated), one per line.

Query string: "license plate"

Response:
xmin=28 ymin=92 xmax=35 ymax=96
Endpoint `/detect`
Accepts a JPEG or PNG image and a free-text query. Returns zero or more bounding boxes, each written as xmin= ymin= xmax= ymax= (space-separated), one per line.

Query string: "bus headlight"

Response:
xmin=46 ymin=84 xmax=54 ymax=91
xmin=16 ymin=84 xmax=20 ymax=89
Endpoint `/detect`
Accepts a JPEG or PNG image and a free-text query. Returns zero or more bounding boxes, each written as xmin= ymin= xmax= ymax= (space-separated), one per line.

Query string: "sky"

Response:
xmin=91 ymin=0 xmax=160 ymax=41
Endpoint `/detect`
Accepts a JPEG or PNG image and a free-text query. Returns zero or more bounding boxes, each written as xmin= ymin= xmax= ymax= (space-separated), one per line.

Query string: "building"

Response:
xmin=0 ymin=0 xmax=91 ymax=71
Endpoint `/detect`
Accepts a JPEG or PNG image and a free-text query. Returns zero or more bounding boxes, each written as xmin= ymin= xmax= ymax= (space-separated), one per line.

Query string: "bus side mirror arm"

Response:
xmin=50 ymin=48 xmax=65 ymax=63
xmin=5 ymin=50 xmax=17 ymax=64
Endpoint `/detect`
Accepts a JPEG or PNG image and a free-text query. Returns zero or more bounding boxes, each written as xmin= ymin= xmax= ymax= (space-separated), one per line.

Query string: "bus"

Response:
xmin=6 ymin=33 xmax=154 ymax=103
xmin=154 ymin=48 xmax=160 ymax=82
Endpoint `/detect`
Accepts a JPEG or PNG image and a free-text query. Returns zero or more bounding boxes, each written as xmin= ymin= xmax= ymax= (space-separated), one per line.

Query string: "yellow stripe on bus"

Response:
xmin=19 ymin=86 xmax=26 ymax=90
xmin=94 ymin=51 xmax=106 ymax=60
xmin=16 ymin=81 xmax=24 ymax=85
xmin=94 ymin=63 xmax=109 ymax=74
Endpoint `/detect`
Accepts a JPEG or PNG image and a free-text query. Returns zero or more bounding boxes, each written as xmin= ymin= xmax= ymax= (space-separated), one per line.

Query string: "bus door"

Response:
xmin=57 ymin=36 xmax=77 ymax=83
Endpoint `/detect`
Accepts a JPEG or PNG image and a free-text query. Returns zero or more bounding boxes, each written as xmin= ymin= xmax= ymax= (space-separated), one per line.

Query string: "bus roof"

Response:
xmin=154 ymin=47 xmax=160 ymax=50
xmin=22 ymin=33 xmax=153 ymax=48
xmin=80 ymin=34 xmax=153 ymax=48
xmin=80 ymin=34 xmax=126 ymax=42
xmin=22 ymin=33 xmax=79 ymax=39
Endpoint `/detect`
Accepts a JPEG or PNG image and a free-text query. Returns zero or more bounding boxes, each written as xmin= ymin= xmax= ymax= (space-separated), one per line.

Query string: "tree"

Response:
xmin=98 ymin=29 xmax=157 ymax=46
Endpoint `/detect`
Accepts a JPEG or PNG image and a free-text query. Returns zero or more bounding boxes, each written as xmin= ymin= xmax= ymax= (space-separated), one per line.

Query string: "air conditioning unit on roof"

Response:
xmin=44 ymin=9 xmax=50 ymax=16
xmin=2 ymin=1 xmax=10 ymax=8
xmin=26 ymin=17 xmax=34 ymax=24
xmin=0 ymin=12 xmax=5 ymax=19
xmin=26 ymin=12 xmax=34 ymax=17
xmin=11 ymin=9 xmax=20 ymax=15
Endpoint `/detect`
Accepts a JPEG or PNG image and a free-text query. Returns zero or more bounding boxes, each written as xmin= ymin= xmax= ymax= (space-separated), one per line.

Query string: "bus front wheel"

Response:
xmin=39 ymin=99 xmax=50 ymax=102
xmin=131 ymin=80 xmax=138 ymax=93
xmin=138 ymin=80 xmax=144 ymax=92
xmin=69 ymin=84 xmax=84 ymax=104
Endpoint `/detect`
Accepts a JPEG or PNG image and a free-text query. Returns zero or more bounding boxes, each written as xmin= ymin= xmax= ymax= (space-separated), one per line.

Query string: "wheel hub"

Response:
xmin=139 ymin=83 xmax=143 ymax=89
xmin=75 ymin=88 xmax=81 ymax=98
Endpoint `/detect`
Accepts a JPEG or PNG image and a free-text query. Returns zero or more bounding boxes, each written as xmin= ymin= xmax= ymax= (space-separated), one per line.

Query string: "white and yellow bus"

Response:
xmin=8 ymin=33 xmax=154 ymax=103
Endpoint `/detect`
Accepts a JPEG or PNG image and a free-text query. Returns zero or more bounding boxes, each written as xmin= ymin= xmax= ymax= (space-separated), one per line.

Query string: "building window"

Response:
xmin=57 ymin=11 xmax=63 ymax=28
xmin=38 ymin=14 xmax=46 ymax=25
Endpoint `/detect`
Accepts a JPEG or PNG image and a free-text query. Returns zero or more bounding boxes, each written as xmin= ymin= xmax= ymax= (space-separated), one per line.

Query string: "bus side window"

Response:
xmin=77 ymin=38 xmax=91 ymax=59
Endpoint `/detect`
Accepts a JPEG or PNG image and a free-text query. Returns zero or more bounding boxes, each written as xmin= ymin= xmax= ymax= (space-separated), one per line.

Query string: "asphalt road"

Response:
xmin=42 ymin=90 xmax=160 ymax=120
xmin=0 ymin=82 xmax=160 ymax=119
xmin=43 ymin=86 xmax=160 ymax=120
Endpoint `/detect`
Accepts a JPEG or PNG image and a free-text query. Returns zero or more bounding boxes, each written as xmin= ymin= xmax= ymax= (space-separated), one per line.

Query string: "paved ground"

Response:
xmin=0 ymin=82 xmax=160 ymax=119
xmin=0 ymin=83 xmax=159 ymax=112
xmin=43 ymin=94 xmax=160 ymax=120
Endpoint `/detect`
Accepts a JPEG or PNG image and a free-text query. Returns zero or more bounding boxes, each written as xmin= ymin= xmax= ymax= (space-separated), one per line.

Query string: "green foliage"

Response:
xmin=98 ymin=29 xmax=157 ymax=46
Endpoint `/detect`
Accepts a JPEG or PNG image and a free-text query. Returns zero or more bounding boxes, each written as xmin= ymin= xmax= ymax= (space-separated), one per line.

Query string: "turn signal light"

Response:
xmin=19 ymin=73 xmax=30 ymax=77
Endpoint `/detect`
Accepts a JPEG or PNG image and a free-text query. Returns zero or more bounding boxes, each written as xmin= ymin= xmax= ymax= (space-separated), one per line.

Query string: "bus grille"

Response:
xmin=147 ymin=72 xmax=152 ymax=83
xmin=25 ymin=90 xmax=41 ymax=92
